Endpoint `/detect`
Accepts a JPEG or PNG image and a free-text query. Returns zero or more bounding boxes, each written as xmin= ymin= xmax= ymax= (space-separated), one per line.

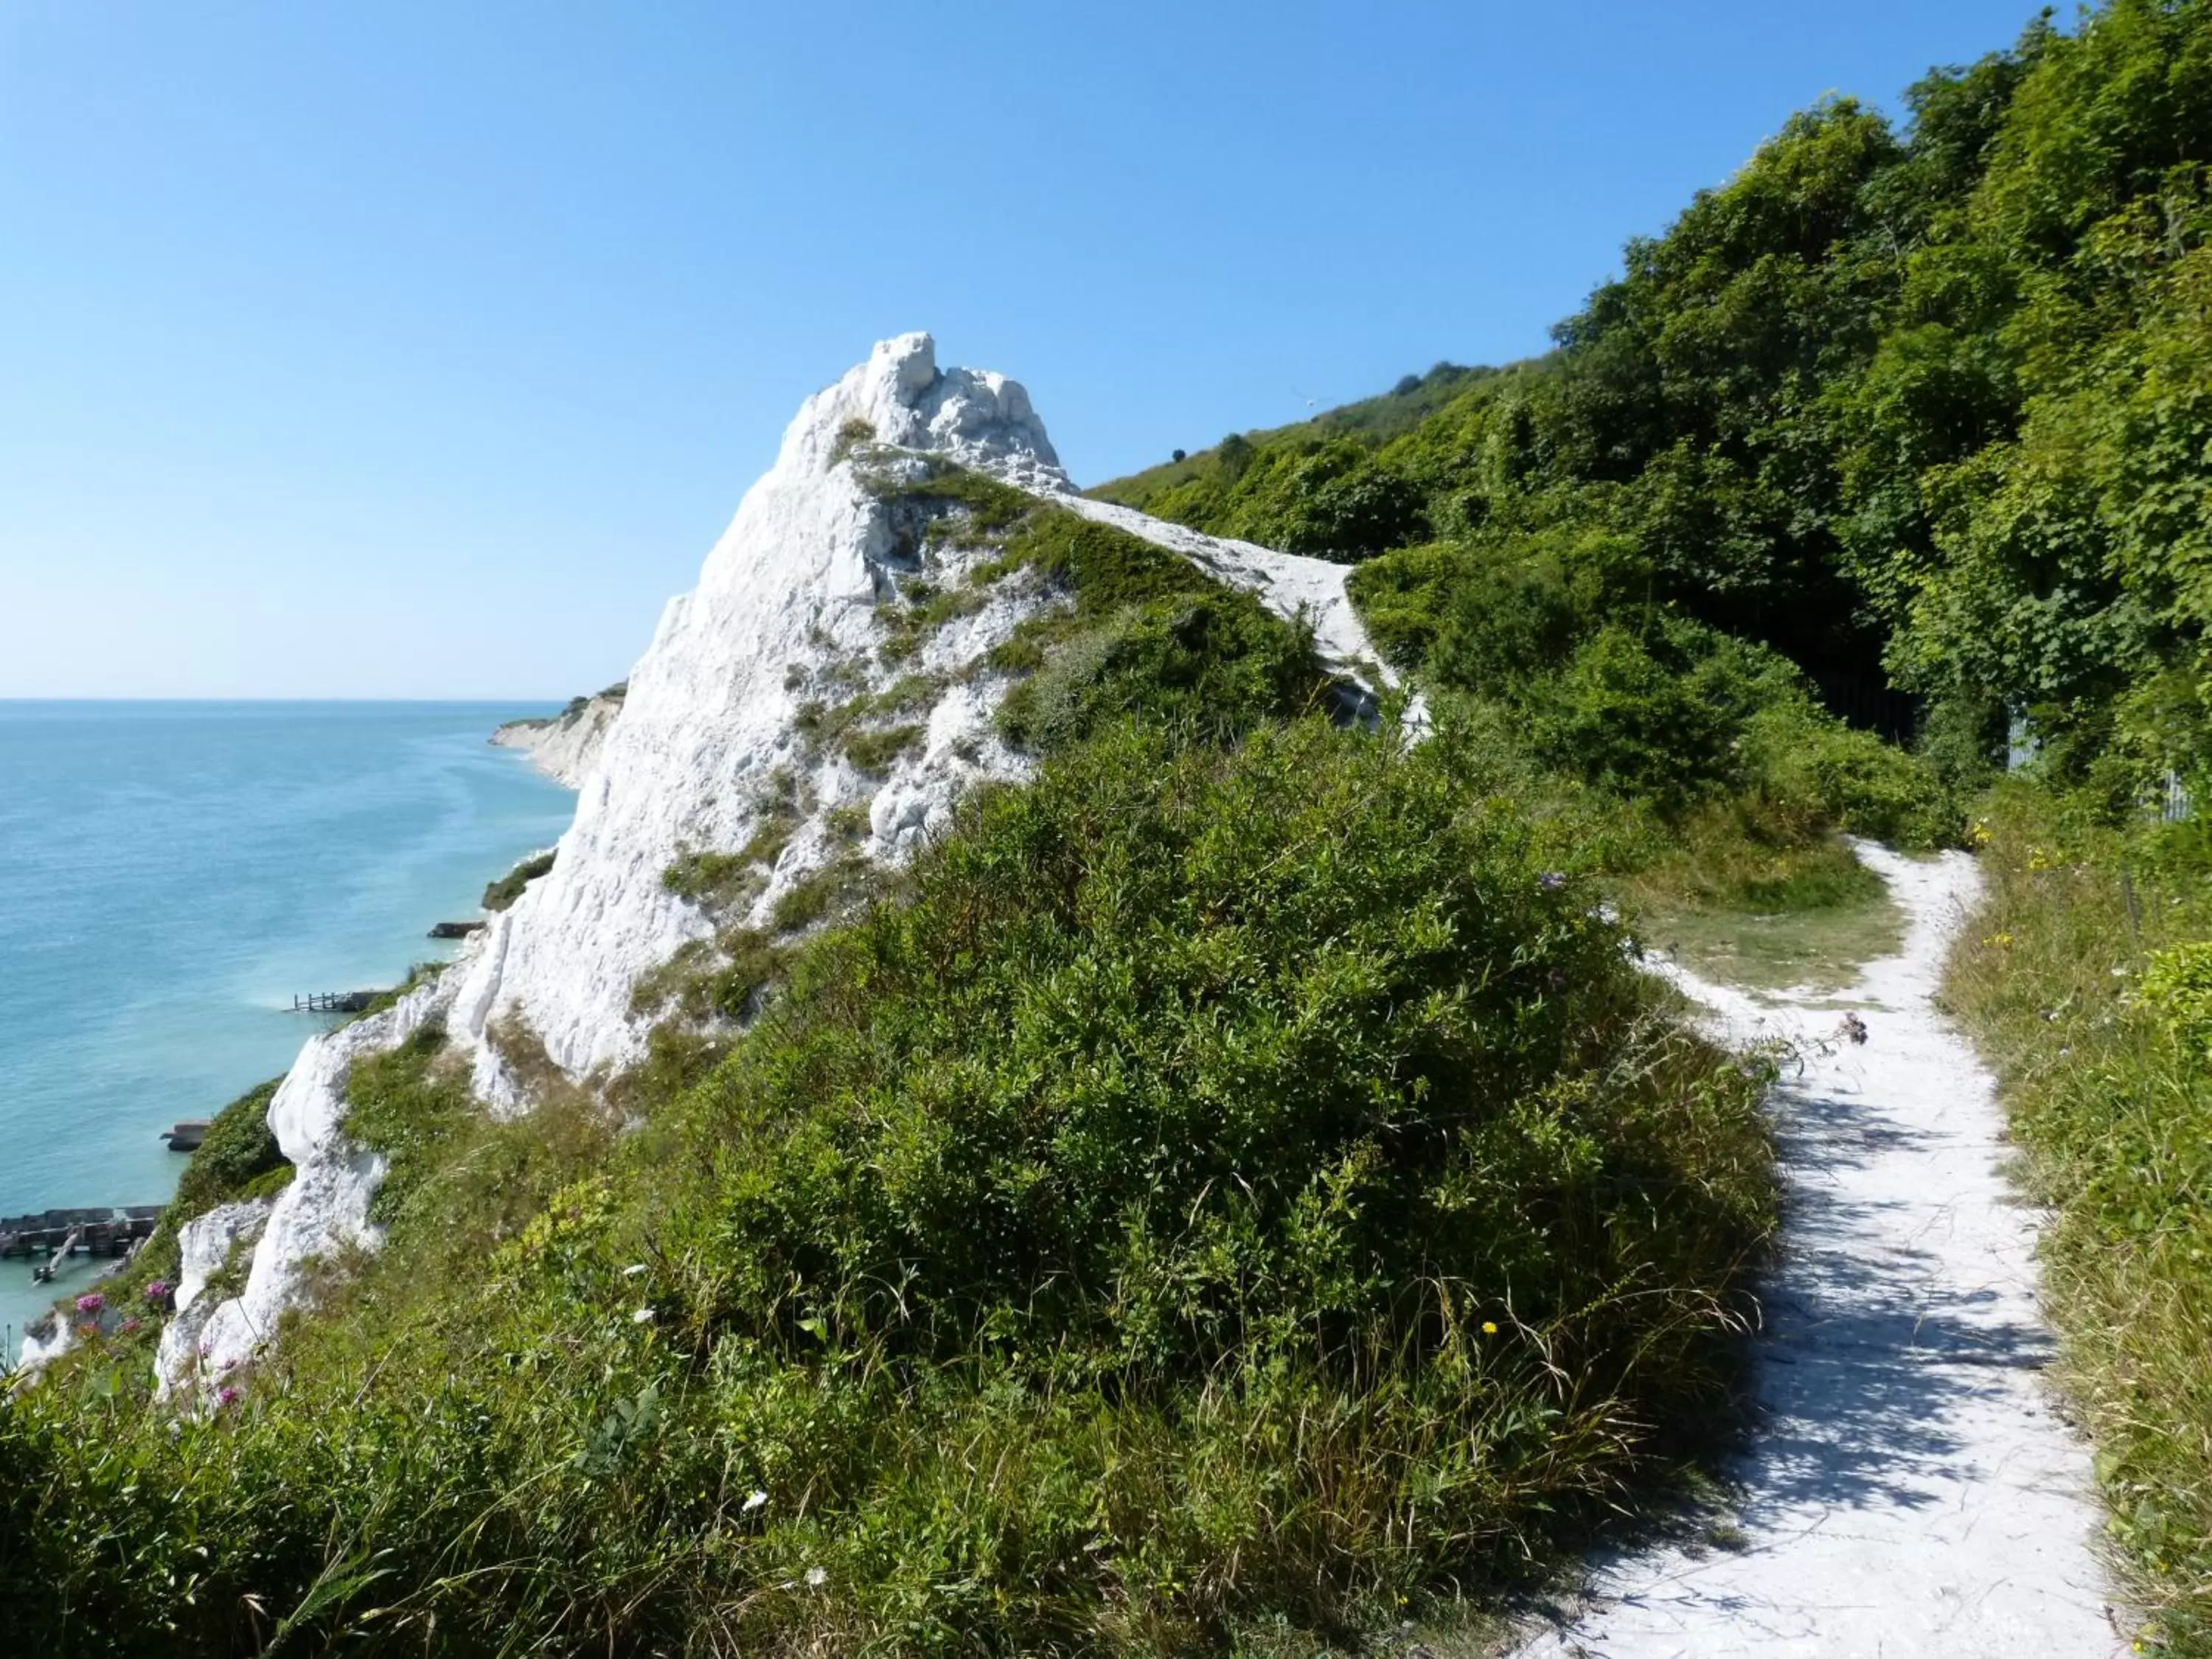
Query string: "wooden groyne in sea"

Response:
xmin=1 ymin=1207 xmax=162 ymax=1278
xmin=292 ymin=990 xmax=378 ymax=1014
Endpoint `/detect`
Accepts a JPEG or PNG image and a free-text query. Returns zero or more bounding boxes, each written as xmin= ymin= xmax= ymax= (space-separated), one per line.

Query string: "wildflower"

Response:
xmin=145 ymin=1280 xmax=171 ymax=1303
xmin=1538 ymin=871 xmax=1568 ymax=893
xmin=804 ymin=1566 xmax=827 ymax=1588
xmin=215 ymin=1385 xmax=240 ymax=1408
xmin=75 ymin=1293 xmax=105 ymax=1315
xmin=742 ymin=1489 xmax=768 ymax=1512
xmin=118 ymin=1317 xmax=142 ymax=1336
xmin=1481 ymin=1321 xmax=1499 ymax=1335
xmin=631 ymin=1307 xmax=655 ymax=1324
xmin=1983 ymin=933 xmax=2014 ymax=950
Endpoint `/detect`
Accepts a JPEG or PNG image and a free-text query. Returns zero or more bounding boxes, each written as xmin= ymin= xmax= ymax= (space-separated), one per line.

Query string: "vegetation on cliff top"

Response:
xmin=0 ymin=717 xmax=1776 ymax=1656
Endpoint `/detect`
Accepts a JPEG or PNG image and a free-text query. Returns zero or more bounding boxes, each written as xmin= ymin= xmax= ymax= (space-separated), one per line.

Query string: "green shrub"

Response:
xmin=483 ymin=849 xmax=555 ymax=912
xmin=1741 ymin=704 xmax=1950 ymax=845
xmin=661 ymin=846 xmax=766 ymax=912
xmin=840 ymin=723 xmax=924 ymax=773
xmin=1531 ymin=624 xmax=1761 ymax=808
xmin=767 ymin=852 xmax=875 ymax=933
xmin=0 ymin=717 xmax=1775 ymax=1656
xmin=338 ymin=1023 xmax=474 ymax=1227
xmin=167 ymin=1077 xmax=288 ymax=1222
xmin=2138 ymin=940 xmax=2212 ymax=1062
xmin=830 ymin=415 xmax=876 ymax=465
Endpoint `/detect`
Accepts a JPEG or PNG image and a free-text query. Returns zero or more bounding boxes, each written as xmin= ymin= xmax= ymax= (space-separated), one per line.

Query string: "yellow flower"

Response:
xmin=1481 ymin=1321 xmax=1499 ymax=1335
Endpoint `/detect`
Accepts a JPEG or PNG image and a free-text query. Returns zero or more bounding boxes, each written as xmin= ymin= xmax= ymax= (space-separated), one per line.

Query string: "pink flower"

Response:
xmin=215 ymin=1385 xmax=241 ymax=1408
xmin=75 ymin=1293 xmax=105 ymax=1315
xmin=145 ymin=1280 xmax=172 ymax=1303
xmin=118 ymin=1317 xmax=143 ymax=1336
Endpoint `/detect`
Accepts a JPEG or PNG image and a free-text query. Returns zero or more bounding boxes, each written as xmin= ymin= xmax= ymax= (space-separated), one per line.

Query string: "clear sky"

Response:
xmin=1 ymin=0 xmax=2050 ymax=698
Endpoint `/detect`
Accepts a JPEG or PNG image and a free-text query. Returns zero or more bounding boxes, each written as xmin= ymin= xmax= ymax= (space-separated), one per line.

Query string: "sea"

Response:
xmin=0 ymin=701 xmax=577 ymax=1355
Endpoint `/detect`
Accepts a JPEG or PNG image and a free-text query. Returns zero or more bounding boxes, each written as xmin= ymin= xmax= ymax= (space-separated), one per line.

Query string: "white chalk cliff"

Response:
xmin=491 ymin=686 xmax=626 ymax=787
xmin=156 ymin=333 xmax=1394 ymax=1396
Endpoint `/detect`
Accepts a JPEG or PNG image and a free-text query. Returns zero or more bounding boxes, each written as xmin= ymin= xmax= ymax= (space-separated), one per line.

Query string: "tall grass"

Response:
xmin=1946 ymin=783 xmax=2212 ymax=1655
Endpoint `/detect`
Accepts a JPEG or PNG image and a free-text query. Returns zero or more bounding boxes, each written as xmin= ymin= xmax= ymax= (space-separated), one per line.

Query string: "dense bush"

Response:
xmin=484 ymin=849 xmax=555 ymax=911
xmin=0 ymin=717 xmax=1775 ymax=1657
xmin=1372 ymin=529 xmax=1951 ymax=842
xmin=166 ymin=1077 xmax=288 ymax=1222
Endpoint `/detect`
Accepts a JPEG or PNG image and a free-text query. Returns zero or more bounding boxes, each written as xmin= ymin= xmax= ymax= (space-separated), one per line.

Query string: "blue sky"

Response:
xmin=1 ymin=0 xmax=2048 ymax=698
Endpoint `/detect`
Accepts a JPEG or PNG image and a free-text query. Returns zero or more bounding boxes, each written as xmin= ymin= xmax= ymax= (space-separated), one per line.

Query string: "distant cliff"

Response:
xmin=490 ymin=683 xmax=625 ymax=787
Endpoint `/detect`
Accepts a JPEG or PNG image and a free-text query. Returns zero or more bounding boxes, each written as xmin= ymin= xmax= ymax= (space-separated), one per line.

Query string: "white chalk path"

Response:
xmin=1513 ymin=844 xmax=2122 ymax=1659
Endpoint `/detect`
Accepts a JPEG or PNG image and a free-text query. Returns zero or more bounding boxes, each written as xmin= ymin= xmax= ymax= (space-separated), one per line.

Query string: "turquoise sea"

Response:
xmin=0 ymin=701 xmax=577 ymax=1354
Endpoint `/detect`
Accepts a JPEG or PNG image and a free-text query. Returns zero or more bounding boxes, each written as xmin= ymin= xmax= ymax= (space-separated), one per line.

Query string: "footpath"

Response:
xmin=1513 ymin=846 xmax=2122 ymax=1659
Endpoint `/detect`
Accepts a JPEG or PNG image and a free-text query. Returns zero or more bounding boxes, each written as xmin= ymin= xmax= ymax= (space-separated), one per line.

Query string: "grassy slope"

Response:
xmin=0 ymin=466 xmax=1781 ymax=1658
xmin=1087 ymin=361 xmax=1512 ymax=506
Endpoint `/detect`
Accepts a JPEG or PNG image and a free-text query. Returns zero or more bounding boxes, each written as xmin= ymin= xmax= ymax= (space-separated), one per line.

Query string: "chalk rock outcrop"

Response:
xmin=448 ymin=333 xmax=1069 ymax=1097
xmin=16 ymin=1312 xmax=72 ymax=1372
xmin=156 ymin=333 xmax=1398 ymax=1396
xmin=492 ymin=686 xmax=627 ymax=787
xmin=149 ymin=1197 xmax=273 ymax=1388
xmin=156 ymin=967 xmax=456 ymax=1397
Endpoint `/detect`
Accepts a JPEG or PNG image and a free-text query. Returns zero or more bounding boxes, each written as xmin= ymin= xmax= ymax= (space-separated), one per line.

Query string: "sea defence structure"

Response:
xmin=1 ymin=1207 xmax=161 ymax=1274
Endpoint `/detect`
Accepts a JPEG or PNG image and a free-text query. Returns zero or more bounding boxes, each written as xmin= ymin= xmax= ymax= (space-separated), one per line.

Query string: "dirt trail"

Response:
xmin=1513 ymin=844 xmax=2121 ymax=1658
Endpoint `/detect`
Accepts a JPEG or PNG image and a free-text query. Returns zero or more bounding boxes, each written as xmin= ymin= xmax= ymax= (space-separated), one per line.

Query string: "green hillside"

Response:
xmin=1096 ymin=0 xmax=2212 ymax=793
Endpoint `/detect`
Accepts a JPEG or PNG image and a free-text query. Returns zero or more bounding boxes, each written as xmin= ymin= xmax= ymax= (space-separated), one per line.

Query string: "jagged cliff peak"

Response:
xmin=156 ymin=333 xmax=1393 ymax=1398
